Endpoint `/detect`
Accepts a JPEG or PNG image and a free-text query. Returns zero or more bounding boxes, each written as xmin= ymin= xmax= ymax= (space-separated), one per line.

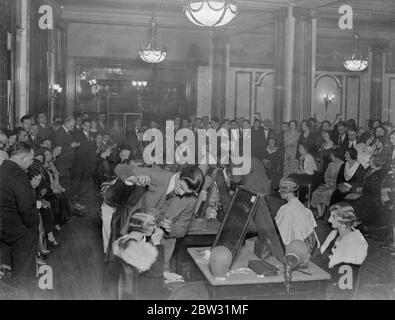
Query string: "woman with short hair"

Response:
xmin=262 ymin=136 xmax=282 ymax=189
xmin=330 ymin=148 xmax=365 ymax=205
xmin=289 ymin=143 xmax=318 ymax=203
xmin=311 ymin=148 xmax=344 ymax=219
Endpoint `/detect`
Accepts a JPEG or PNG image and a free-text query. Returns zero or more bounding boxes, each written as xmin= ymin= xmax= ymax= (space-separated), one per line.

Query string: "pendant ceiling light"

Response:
xmin=183 ymin=0 xmax=238 ymax=27
xmin=343 ymin=32 xmax=368 ymax=72
xmin=139 ymin=16 xmax=167 ymax=64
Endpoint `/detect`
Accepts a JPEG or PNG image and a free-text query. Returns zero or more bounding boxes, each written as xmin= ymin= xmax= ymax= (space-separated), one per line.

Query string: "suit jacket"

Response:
xmin=333 ymin=132 xmax=349 ymax=151
xmin=251 ymin=127 xmax=265 ymax=160
xmin=0 ymin=160 xmax=39 ymax=242
xmin=97 ymin=121 xmax=107 ymax=134
xmin=52 ymin=126 xmax=75 ymax=173
xmin=37 ymin=124 xmax=52 ymax=141
xmin=262 ymin=128 xmax=274 ymax=147
xmin=74 ymin=130 xmax=96 ymax=164
xmin=26 ymin=135 xmax=42 ymax=152
xmin=115 ymin=164 xmax=198 ymax=239
xmin=71 ymin=125 xmax=82 ymax=139
xmin=231 ymin=157 xmax=271 ymax=195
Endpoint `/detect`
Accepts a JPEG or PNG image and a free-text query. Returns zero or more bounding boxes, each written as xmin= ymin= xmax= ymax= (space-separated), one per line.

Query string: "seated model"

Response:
xmin=275 ymin=177 xmax=319 ymax=253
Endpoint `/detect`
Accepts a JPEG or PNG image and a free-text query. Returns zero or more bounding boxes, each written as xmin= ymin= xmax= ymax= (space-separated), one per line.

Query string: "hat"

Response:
xmin=279 ymin=177 xmax=299 ymax=193
xmin=329 ymin=202 xmax=360 ymax=228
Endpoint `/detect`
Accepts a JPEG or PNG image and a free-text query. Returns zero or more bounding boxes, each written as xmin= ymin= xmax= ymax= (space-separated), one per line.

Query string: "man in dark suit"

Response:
xmin=51 ymin=117 xmax=80 ymax=202
xmin=0 ymin=142 xmax=38 ymax=283
xmin=36 ymin=112 xmax=52 ymax=141
xmin=72 ymin=119 xmax=96 ymax=201
xmin=262 ymin=118 xmax=274 ymax=148
xmin=251 ymin=118 xmax=265 ymax=160
xmin=26 ymin=123 xmax=42 ymax=152
xmin=347 ymin=127 xmax=358 ymax=149
xmin=114 ymin=164 xmax=204 ymax=278
xmin=97 ymin=113 xmax=107 ymax=134
xmin=333 ymin=121 xmax=349 ymax=151
xmin=72 ymin=115 xmax=83 ymax=138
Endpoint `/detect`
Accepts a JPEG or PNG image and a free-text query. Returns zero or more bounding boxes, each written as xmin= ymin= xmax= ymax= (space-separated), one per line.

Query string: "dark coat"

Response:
xmin=51 ymin=126 xmax=75 ymax=174
xmin=298 ymin=131 xmax=319 ymax=155
xmin=332 ymin=132 xmax=349 ymax=151
xmin=231 ymin=157 xmax=271 ymax=195
xmin=251 ymin=127 xmax=266 ymax=160
xmin=0 ymin=160 xmax=39 ymax=242
xmin=26 ymin=135 xmax=42 ymax=152
xmin=262 ymin=128 xmax=274 ymax=148
xmin=74 ymin=130 xmax=96 ymax=164
xmin=330 ymin=162 xmax=365 ymax=205
xmin=37 ymin=124 xmax=52 ymax=141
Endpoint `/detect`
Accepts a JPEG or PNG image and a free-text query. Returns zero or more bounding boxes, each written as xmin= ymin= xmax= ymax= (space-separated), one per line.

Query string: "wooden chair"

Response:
xmin=325 ymin=262 xmax=365 ymax=300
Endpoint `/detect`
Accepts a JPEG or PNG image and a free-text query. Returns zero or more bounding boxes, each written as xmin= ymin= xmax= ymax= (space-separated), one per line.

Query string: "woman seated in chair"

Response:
xmin=317 ymin=203 xmax=368 ymax=299
xmin=344 ymin=154 xmax=389 ymax=229
xmin=113 ymin=208 xmax=169 ymax=300
xmin=289 ymin=143 xmax=319 ymax=203
xmin=311 ymin=148 xmax=344 ymax=219
xmin=262 ymin=136 xmax=282 ymax=190
xmin=275 ymin=178 xmax=319 ymax=254
xmin=320 ymin=203 xmax=368 ymax=269
xmin=330 ymin=148 xmax=365 ymax=206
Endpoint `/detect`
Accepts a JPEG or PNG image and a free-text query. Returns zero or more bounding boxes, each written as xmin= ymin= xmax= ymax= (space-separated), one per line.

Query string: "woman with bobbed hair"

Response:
xmin=345 ymin=154 xmax=389 ymax=228
xmin=314 ymin=203 xmax=368 ymax=299
xmin=319 ymin=202 xmax=368 ymax=269
xmin=330 ymin=148 xmax=365 ymax=205
xmin=298 ymin=119 xmax=318 ymax=156
xmin=311 ymin=148 xmax=344 ymax=219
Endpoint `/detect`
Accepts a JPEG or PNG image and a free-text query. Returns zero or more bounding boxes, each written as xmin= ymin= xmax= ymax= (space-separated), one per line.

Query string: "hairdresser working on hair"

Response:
xmin=114 ymin=163 xmax=204 ymax=284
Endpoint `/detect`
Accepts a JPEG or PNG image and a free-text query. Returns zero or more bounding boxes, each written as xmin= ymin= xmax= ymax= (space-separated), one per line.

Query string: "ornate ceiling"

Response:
xmin=60 ymin=0 xmax=395 ymax=40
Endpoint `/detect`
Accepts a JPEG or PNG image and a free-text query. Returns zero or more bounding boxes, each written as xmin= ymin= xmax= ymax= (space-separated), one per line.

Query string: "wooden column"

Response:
xmin=291 ymin=9 xmax=317 ymax=121
xmin=369 ymin=42 xmax=386 ymax=120
xmin=210 ymin=31 xmax=229 ymax=120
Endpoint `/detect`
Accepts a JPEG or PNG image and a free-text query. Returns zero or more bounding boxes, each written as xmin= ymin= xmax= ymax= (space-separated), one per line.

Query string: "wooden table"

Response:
xmin=171 ymin=219 xmax=221 ymax=279
xmin=187 ymin=244 xmax=331 ymax=299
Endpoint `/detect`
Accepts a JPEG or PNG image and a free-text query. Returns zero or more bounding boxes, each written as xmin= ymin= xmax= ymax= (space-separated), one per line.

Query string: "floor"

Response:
xmin=23 ymin=188 xmax=395 ymax=300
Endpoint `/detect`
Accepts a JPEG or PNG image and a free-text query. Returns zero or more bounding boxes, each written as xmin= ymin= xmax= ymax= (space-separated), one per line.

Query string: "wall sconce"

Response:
xmin=132 ymin=80 xmax=148 ymax=89
xmin=321 ymin=94 xmax=335 ymax=113
xmin=79 ymin=71 xmax=88 ymax=81
xmin=49 ymin=84 xmax=63 ymax=98
xmin=92 ymin=83 xmax=109 ymax=97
